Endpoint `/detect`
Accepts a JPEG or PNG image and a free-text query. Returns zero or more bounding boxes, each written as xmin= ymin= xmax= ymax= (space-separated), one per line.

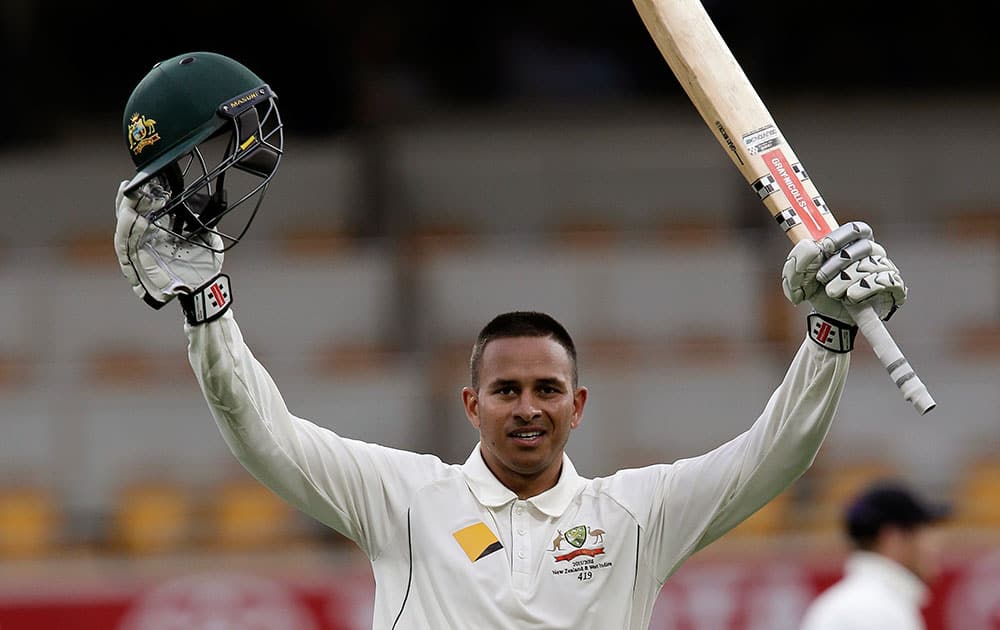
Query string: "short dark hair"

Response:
xmin=469 ymin=311 xmax=578 ymax=390
xmin=844 ymin=480 xmax=951 ymax=550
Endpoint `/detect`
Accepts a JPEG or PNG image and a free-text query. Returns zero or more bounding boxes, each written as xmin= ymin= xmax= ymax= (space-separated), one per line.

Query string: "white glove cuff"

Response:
xmin=178 ymin=274 xmax=233 ymax=326
xmin=807 ymin=312 xmax=857 ymax=353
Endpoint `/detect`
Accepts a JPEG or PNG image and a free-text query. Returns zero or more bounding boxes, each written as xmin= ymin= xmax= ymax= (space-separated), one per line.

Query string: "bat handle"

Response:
xmin=845 ymin=303 xmax=936 ymax=415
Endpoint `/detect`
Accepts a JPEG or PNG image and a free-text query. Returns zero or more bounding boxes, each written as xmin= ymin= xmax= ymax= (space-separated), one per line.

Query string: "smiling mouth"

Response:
xmin=509 ymin=430 xmax=546 ymax=443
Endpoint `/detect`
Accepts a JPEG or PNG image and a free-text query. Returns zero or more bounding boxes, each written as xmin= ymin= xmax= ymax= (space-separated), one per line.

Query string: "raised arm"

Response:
xmin=186 ymin=311 xmax=447 ymax=557
xmin=607 ymin=223 xmax=907 ymax=581
xmin=112 ymin=180 xmax=445 ymax=558
xmin=670 ymin=337 xmax=848 ymax=553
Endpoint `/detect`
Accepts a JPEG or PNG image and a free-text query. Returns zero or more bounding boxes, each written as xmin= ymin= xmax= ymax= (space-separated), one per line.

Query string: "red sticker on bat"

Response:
xmin=761 ymin=149 xmax=828 ymax=239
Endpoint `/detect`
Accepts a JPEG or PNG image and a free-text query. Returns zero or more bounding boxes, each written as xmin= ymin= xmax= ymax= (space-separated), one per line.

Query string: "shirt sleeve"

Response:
xmin=186 ymin=311 xmax=448 ymax=560
xmin=604 ymin=338 xmax=849 ymax=582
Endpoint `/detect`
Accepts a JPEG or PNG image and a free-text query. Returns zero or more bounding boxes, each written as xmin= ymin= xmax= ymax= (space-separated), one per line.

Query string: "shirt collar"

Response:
xmin=461 ymin=443 xmax=587 ymax=517
xmin=845 ymin=551 xmax=930 ymax=607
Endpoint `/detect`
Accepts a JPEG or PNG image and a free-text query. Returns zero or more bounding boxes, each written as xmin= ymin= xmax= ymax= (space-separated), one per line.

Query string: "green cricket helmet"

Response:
xmin=123 ymin=51 xmax=283 ymax=252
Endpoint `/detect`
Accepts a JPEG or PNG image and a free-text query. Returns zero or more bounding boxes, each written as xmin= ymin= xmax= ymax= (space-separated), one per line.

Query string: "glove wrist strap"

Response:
xmin=178 ymin=274 xmax=233 ymax=326
xmin=142 ymin=292 xmax=169 ymax=310
xmin=807 ymin=312 xmax=857 ymax=353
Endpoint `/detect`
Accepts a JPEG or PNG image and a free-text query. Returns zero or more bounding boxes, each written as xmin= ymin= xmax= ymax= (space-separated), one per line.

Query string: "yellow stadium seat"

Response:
xmin=726 ymin=489 xmax=793 ymax=538
xmin=652 ymin=218 xmax=730 ymax=248
xmin=549 ymin=220 xmax=620 ymax=251
xmin=0 ymin=353 xmax=32 ymax=389
xmin=405 ymin=223 xmax=477 ymax=259
xmin=952 ymin=458 xmax=1000 ymax=529
xmin=805 ymin=460 xmax=899 ymax=534
xmin=0 ymin=487 xmax=59 ymax=559
xmin=112 ymin=482 xmax=193 ymax=555
xmin=209 ymin=478 xmax=296 ymax=551
xmin=277 ymin=226 xmax=358 ymax=259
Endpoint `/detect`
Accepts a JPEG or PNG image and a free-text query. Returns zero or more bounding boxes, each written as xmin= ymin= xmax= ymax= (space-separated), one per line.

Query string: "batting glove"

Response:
xmin=114 ymin=180 xmax=232 ymax=325
xmin=782 ymin=222 xmax=907 ymax=351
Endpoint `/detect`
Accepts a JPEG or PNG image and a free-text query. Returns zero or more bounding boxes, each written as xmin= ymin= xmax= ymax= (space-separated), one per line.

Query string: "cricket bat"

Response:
xmin=633 ymin=0 xmax=936 ymax=415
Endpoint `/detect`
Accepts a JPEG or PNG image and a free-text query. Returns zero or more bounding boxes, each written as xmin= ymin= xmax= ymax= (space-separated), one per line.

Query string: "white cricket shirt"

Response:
xmin=799 ymin=551 xmax=930 ymax=630
xmin=187 ymin=312 xmax=849 ymax=629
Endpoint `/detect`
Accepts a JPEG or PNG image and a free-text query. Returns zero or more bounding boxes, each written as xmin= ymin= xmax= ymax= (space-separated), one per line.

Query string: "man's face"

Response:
xmin=883 ymin=524 xmax=944 ymax=583
xmin=462 ymin=336 xmax=587 ymax=497
xmin=906 ymin=525 xmax=944 ymax=583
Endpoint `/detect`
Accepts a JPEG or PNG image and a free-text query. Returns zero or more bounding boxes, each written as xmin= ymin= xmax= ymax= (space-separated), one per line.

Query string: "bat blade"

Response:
xmin=633 ymin=0 xmax=936 ymax=414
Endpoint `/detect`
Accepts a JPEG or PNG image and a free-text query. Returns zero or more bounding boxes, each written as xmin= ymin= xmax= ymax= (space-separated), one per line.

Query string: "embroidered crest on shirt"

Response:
xmin=548 ymin=524 xmax=613 ymax=581
xmin=453 ymin=522 xmax=503 ymax=563
xmin=548 ymin=524 xmax=606 ymax=562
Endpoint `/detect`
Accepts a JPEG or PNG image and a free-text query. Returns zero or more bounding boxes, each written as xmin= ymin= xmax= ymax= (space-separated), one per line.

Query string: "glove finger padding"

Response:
xmin=113 ymin=180 xmax=225 ymax=310
xmin=781 ymin=239 xmax=824 ymax=306
xmin=782 ymin=220 xmax=908 ymax=326
xmin=114 ymin=183 xmax=141 ymax=293
xmin=114 ymin=181 xmax=172 ymax=307
xmin=816 ymin=221 xmax=873 ymax=256
xmin=782 ymin=221 xmax=876 ymax=307
xmin=816 ymin=240 xmax=885 ymax=284
xmin=825 ymin=255 xmax=907 ymax=320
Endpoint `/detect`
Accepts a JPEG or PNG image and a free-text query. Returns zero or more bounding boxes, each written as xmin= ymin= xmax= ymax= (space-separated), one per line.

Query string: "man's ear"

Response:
xmin=462 ymin=386 xmax=480 ymax=429
xmin=571 ymin=386 xmax=588 ymax=430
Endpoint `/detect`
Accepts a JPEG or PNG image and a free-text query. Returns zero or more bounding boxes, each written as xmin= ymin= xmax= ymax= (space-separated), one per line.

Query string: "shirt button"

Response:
xmin=517 ymin=529 xmax=526 ymax=536
xmin=518 ymin=551 xmax=526 ymax=559
xmin=515 ymin=507 xmax=523 ymax=514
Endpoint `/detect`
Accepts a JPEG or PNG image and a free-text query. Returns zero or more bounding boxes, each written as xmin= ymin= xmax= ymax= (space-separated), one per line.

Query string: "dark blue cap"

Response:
xmin=845 ymin=480 xmax=951 ymax=542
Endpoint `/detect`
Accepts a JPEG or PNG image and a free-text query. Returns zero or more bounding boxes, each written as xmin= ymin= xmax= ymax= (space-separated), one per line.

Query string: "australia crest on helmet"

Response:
xmin=128 ymin=113 xmax=160 ymax=156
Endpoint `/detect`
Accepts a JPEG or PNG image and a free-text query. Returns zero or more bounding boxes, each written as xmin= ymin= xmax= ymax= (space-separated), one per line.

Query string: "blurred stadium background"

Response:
xmin=1 ymin=1 xmax=998 ymax=628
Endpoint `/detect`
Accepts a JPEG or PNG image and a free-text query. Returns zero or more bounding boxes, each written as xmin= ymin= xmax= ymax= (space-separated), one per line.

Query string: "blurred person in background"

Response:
xmin=799 ymin=480 xmax=951 ymax=630
xmin=113 ymin=51 xmax=910 ymax=629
